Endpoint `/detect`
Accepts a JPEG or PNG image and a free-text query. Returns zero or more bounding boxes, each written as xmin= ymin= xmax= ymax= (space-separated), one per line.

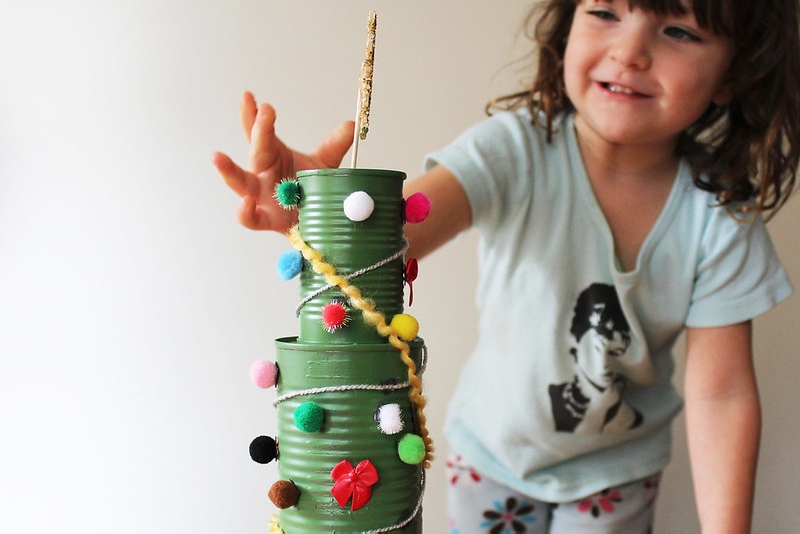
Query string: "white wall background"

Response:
xmin=2 ymin=1 xmax=798 ymax=532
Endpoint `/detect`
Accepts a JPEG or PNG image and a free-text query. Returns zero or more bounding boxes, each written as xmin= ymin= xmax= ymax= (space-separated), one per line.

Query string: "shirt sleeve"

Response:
xmin=685 ymin=210 xmax=793 ymax=327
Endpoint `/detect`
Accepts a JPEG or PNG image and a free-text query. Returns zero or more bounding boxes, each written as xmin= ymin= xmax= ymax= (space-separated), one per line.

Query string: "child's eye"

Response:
xmin=587 ymin=9 xmax=619 ymax=22
xmin=664 ymin=25 xmax=701 ymax=42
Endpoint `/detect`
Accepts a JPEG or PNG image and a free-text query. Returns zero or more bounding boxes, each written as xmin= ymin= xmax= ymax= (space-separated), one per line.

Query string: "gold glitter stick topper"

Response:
xmin=350 ymin=10 xmax=377 ymax=168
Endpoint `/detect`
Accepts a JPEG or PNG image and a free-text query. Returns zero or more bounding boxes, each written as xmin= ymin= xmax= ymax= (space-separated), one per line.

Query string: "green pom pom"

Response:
xmin=274 ymin=179 xmax=300 ymax=208
xmin=294 ymin=401 xmax=324 ymax=433
xmin=397 ymin=433 xmax=426 ymax=465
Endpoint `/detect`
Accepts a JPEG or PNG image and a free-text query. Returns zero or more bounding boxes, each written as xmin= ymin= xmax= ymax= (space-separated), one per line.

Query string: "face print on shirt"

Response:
xmin=548 ymin=283 xmax=644 ymax=434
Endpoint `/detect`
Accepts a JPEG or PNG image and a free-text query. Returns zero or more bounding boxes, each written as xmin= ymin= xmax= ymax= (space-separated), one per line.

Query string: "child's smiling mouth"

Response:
xmin=600 ymin=82 xmax=647 ymax=97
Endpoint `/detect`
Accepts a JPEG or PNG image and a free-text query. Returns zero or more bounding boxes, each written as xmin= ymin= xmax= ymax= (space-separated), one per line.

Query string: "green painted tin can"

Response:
xmin=296 ymin=168 xmax=406 ymax=345
xmin=274 ymin=337 xmax=425 ymax=533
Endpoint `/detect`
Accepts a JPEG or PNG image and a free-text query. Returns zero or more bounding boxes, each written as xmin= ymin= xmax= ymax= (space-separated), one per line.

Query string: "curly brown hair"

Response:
xmin=489 ymin=0 xmax=800 ymax=219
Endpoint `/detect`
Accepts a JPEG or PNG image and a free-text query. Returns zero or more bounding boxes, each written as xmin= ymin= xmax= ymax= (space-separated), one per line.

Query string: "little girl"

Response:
xmin=213 ymin=0 xmax=800 ymax=532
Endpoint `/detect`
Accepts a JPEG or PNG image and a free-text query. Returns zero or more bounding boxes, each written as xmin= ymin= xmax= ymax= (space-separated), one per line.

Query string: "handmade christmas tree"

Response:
xmin=246 ymin=13 xmax=433 ymax=533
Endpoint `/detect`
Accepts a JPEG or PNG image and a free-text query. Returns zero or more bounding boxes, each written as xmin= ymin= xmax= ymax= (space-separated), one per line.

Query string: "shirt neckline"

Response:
xmin=564 ymin=113 xmax=690 ymax=276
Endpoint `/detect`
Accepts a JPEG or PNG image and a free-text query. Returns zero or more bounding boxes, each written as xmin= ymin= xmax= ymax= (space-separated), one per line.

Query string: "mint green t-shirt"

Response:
xmin=425 ymin=110 xmax=793 ymax=502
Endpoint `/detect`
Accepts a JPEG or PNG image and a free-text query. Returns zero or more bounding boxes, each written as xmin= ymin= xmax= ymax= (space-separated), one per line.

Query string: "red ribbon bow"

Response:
xmin=405 ymin=258 xmax=418 ymax=306
xmin=330 ymin=459 xmax=379 ymax=511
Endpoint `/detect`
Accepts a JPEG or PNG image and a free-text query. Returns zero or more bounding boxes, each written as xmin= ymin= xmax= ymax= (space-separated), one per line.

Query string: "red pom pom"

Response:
xmin=404 ymin=192 xmax=431 ymax=224
xmin=321 ymin=301 xmax=349 ymax=333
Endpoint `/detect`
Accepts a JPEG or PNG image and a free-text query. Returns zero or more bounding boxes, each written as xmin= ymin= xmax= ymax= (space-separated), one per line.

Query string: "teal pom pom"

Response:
xmin=277 ymin=250 xmax=303 ymax=280
xmin=397 ymin=434 xmax=426 ymax=464
xmin=274 ymin=179 xmax=300 ymax=208
xmin=294 ymin=401 xmax=325 ymax=433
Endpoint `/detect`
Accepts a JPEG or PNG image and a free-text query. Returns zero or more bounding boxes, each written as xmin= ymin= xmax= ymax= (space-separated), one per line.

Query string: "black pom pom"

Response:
xmin=249 ymin=435 xmax=278 ymax=464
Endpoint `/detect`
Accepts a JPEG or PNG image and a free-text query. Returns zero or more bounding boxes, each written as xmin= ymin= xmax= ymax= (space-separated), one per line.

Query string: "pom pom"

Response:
xmin=397 ymin=434 xmax=426 ymax=465
xmin=274 ymin=179 xmax=300 ymax=208
xmin=269 ymin=479 xmax=300 ymax=509
xmin=276 ymin=250 xmax=303 ymax=280
xmin=249 ymin=360 xmax=278 ymax=389
xmin=321 ymin=300 xmax=349 ymax=333
xmin=249 ymin=435 xmax=278 ymax=464
xmin=294 ymin=401 xmax=325 ymax=433
xmin=404 ymin=192 xmax=431 ymax=224
xmin=343 ymin=191 xmax=375 ymax=222
xmin=376 ymin=403 xmax=404 ymax=435
xmin=390 ymin=313 xmax=419 ymax=341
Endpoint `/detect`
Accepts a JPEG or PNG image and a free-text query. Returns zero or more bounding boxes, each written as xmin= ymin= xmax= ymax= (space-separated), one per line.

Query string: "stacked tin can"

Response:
xmin=249 ymin=168 xmax=431 ymax=533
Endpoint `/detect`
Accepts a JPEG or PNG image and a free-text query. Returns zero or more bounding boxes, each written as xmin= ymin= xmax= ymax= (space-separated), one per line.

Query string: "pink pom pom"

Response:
xmin=404 ymin=192 xmax=431 ymax=224
xmin=250 ymin=360 xmax=278 ymax=389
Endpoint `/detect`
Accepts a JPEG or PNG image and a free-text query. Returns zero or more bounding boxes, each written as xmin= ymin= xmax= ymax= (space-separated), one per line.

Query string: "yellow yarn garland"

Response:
xmin=287 ymin=225 xmax=434 ymax=468
xmin=268 ymin=514 xmax=284 ymax=534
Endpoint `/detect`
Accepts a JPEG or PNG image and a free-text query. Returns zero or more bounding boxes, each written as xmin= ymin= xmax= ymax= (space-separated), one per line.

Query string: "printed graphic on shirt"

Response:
xmin=548 ymin=283 xmax=644 ymax=434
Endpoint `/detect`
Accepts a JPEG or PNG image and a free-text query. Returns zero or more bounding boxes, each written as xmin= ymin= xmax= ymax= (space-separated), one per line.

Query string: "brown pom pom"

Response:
xmin=268 ymin=480 xmax=300 ymax=509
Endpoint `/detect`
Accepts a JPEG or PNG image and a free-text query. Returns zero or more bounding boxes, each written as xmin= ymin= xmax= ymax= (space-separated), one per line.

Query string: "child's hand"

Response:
xmin=212 ymin=91 xmax=355 ymax=233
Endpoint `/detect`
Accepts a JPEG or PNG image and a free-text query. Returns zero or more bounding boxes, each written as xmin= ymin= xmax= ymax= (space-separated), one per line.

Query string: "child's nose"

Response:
xmin=608 ymin=27 xmax=652 ymax=70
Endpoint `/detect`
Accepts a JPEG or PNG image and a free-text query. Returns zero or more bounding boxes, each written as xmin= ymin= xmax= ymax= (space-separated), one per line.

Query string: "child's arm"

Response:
xmin=403 ymin=166 xmax=472 ymax=259
xmin=212 ymin=92 xmax=356 ymax=234
xmin=684 ymin=321 xmax=760 ymax=534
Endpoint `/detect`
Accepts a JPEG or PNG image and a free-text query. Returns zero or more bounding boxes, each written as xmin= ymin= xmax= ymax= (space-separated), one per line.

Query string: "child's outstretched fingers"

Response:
xmin=311 ymin=120 xmax=356 ymax=169
xmin=248 ymin=101 xmax=355 ymax=174
xmin=235 ymin=194 xmax=297 ymax=232
xmin=250 ymin=103 xmax=290 ymax=179
xmin=210 ymin=152 xmax=264 ymax=228
xmin=211 ymin=151 xmax=261 ymax=201
xmin=240 ymin=91 xmax=258 ymax=143
xmin=212 ymin=150 xmax=297 ymax=232
xmin=213 ymin=93 xmax=355 ymax=234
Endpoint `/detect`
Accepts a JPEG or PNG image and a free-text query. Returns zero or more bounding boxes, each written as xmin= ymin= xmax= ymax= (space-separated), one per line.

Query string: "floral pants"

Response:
xmin=446 ymin=453 xmax=661 ymax=534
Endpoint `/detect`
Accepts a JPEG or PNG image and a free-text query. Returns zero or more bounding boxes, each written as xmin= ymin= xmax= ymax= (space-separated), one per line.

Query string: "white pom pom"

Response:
xmin=343 ymin=191 xmax=375 ymax=222
xmin=377 ymin=403 xmax=404 ymax=435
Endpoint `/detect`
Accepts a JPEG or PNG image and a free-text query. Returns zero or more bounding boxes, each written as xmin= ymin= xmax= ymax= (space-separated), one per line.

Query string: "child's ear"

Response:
xmin=711 ymin=80 xmax=734 ymax=106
